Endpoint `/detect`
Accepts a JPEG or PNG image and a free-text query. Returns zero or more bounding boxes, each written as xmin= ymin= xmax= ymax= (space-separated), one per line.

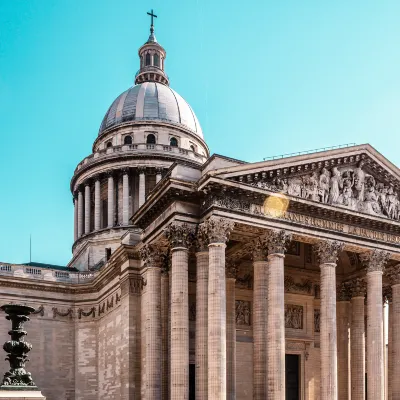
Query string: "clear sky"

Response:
xmin=1 ymin=0 xmax=400 ymax=265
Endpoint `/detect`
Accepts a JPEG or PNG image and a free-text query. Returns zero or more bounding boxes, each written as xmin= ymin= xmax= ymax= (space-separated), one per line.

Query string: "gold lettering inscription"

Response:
xmin=261 ymin=205 xmax=399 ymax=244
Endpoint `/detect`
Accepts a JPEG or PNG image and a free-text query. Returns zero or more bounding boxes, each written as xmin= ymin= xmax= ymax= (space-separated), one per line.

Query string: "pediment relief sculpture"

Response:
xmin=244 ymin=160 xmax=400 ymax=221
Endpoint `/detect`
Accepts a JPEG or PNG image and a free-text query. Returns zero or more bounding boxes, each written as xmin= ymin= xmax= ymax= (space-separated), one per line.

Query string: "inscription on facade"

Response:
xmin=285 ymin=305 xmax=303 ymax=329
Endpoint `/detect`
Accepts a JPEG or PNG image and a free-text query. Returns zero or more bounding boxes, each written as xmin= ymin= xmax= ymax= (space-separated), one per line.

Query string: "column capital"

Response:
xmin=138 ymin=166 xmax=146 ymax=175
xmin=164 ymin=222 xmax=196 ymax=249
xmin=250 ymin=237 xmax=267 ymax=262
xmin=195 ymin=223 xmax=209 ymax=252
xmin=348 ymin=277 xmax=366 ymax=298
xmin=84 ymin=179 xmax=92 ymax=188
xmin=156 ymin=167 xmax=163 ymax=174
xmin=121 ymin=167 xmax=130 ymax=175
xmin=386 ymin=263 xmax=400 ymax=286
xmin=337 ymin=281 xmax=352 ymax=301
xmin=93 ymin=173 xmax=101 ymax=182
xmin=315 ymin=240 xmax=344 ymax=264
xmin=360 ymin=249 xmax=391 ymax=273
xmin=140 ymin=243 xmax=166 ymax=268
xmin=226 ymin=259 xmax=239 ymax=279
xmin=200 ymin=216 xmax=234 ymax=244
xmin=265 ymin=229 xmax=291 ymax=255
xmin=73 ymin=192 xmax=78 ymax=201
xmin=77 ymin=185 xmax=84 ymax=193
xmin=106 ymin=170 xmax=115 ymax=178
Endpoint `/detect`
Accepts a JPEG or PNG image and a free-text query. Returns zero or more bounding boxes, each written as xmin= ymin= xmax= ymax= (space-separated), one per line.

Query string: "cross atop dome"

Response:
xmin=147 ymin=9 xmax=158 ymax=43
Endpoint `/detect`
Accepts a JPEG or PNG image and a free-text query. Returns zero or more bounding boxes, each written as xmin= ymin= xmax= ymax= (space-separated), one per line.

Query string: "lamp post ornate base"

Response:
xmin=0 ymin=304 xmax=45 ymax=399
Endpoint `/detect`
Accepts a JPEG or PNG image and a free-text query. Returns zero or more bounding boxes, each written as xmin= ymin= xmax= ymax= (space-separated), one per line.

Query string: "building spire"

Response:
xmin=147 ymin=9 xmax=158 ymax=43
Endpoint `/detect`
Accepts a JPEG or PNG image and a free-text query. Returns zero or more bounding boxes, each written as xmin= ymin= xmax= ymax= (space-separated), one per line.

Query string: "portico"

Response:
xmin=132 ymin=144 xmax=400 ymax=400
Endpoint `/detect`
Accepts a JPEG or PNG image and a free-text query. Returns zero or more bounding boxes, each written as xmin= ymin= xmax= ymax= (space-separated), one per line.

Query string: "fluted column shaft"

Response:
xmin=267 ymin=253 xmax=285 ymax=399
xmin=161 ymin=270 xmax=169 ymax=400
xmin=226 ymin=273 xmax=236 ymax=400
xmin=337 ymin=299 xmax=350 ymax=399
xmin=77 ymin=189 xmax=83 ymax=238
xmin=208 ymin=242 xmax=227 ymax=399
xmin=139 ymin=169 xmax=146 ymax=207
xmin=388 ymin=300 xmax=393 ymax=400
xmin=84 ymin=183 xmax=91 ymax=234
xmin=351 ymin=296 xmax=365 ymax=400
xmin=94 ymin=178 xmax=101 ymax=231
xmin=253 ymin=259 xmax=268 ymax=399
xmin=122 ymin=171 xmax=130 ymax=225
xmin=196 ymin=250 xmax=209 ymax=400
xmin=145 ymin=265 xmax=162 ymax=399
xmin=391 ymin=285 xmax=400 ymax=398
xmin=73 ymin=195 xmax=78 ymax=241
xmin=107 ymin=174 xmax=114 ymax=228
xmin=320 ymin=261 xmax=338 ymax=400
xmin=367 ymin=271 xmax=384 ymax=399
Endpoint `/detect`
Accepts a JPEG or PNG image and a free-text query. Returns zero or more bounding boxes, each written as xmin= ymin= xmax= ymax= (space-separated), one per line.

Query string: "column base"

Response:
xmin=0 ymin=389 xmax=45 ymax=399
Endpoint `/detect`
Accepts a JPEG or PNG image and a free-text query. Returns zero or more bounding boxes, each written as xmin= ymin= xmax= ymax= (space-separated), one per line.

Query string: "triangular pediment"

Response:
xmin=208 ymin=144 xmax=400 ymax=222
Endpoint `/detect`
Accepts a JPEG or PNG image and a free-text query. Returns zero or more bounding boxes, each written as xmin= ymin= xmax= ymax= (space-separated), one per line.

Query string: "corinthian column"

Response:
xmin=387 ymin=288 xmax=393 ymax=400
xmin=202 ymin=217 xmax=234 ymax=400
xmin=337 ymin=282 xmax=351 ymax=399
xmin=77 ymin=187 xmax=83 ymax=238
xmin=349 ymin=278 xmax=366 ymax=400
xmin=107 ymin=171 xmax=114 ymax=228
xmin=195 ymin=225 xmax=209 ymax=400
xmin=139 ymin=244 xmax=163 ymax=399
xmin=266 ymin=230 xmax=291 ymax=400
xmin=84 ymin=182 xmax=91 ymax=234
xmin=251 ymin=238 xmax=268 ymax=400
xmin=161 ymin=266 xmax=169 ymax=400
xmin=226 ymin=260 xmax=238 ymax=400
xmin=315 ymin=240 xmax=344 ymax=400
xmin=386 ymin=265 xmax=400 ymax=399
xmin=122 ymin=168 xmax=130 ymax=226
xmin=360 ymin=249 xmax=391 ymax=400
xmin=165 ymin=223 xmax=195 ymax=400
xmin=94 ymin=176 xmax=101 ymax=231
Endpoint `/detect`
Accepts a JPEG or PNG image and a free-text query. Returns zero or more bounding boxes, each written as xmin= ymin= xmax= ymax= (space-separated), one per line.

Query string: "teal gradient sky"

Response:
xmin=1 ymin=0 xmax=400 ymax=265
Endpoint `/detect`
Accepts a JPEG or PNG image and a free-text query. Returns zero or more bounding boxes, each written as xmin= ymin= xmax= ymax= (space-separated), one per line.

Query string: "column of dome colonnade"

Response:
xmin=195 ymin=225 xmax=209 ymax=400
xmin=266 ymin=229 xmax=291 ymax=400
xmin=251 ymin=238 xmax=268 ymax=399
xmin=139 ymin=244 xmax=163 ymax=399
xmin=384 ymin=286 xmax=392 ymax=400
xmin=200 ymin=216 xmax=235 ymax=400
xmin=349 ymin=277 xmax=366 ymax=400
xmin=73 ymin=167 xmax=160 ymax=241
xmin=360 ymin=249 xmax=390 ymax=400
xmin=164 ymin=222 xmax=196 ymax=400
xmin=315 ymin=240 xmax=344 ymax=400
xmin=386 ymin=264 xmax=400 ymax=399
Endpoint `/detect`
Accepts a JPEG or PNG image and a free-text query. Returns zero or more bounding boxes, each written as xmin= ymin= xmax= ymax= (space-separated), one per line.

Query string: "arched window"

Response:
xmin=124 ymin=135 xmax=132 ymax=145
xmin=145 ymin=53 xmax=151 ymax=66
xmin=154 ymin=53 xmax=160 ymax=67
xmin=106 ymin=141 xmax=113 ymax=148
xmin=190 ymin=145 xmax=195 ymax=153
xmin=170 ymin=137 xmax=178 ymax=147
xmin=146 ymin=134 xmax=156 ymax=144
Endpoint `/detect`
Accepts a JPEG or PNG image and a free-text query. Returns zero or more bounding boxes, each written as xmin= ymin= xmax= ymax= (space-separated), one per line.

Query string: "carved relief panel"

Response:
xmin=235 ymin=300 xmax=251 ymax=326
xmin=285 ymin=304 xmax=303 ymax=330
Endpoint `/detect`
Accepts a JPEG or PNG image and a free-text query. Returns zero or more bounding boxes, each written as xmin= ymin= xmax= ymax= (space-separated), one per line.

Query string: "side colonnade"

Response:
xmin=139 ymin=215 xmax=397 ymax=400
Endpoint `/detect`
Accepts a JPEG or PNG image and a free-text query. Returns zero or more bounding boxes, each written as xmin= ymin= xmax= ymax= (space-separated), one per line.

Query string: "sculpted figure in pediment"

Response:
xmin=250 ymin=157 xmax=400 ymax=221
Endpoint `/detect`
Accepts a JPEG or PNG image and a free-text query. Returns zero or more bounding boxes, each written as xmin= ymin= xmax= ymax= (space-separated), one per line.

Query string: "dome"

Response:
xmin=99 ymin=82 xmax=203 ymax=138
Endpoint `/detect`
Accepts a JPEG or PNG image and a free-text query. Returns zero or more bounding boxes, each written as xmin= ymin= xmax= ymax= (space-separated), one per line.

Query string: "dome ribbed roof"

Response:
xmin=99 ymin=82 xmax=203 ymax=138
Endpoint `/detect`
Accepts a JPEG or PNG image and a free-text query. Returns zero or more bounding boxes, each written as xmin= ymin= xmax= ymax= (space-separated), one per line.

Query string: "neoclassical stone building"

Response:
xmin=1 ymin=18 xmax=400 ymax=400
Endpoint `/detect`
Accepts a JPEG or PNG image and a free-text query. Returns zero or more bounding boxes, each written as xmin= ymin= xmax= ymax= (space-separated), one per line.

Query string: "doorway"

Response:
xmin=286 ymin=354 xmax=300 ymax=400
